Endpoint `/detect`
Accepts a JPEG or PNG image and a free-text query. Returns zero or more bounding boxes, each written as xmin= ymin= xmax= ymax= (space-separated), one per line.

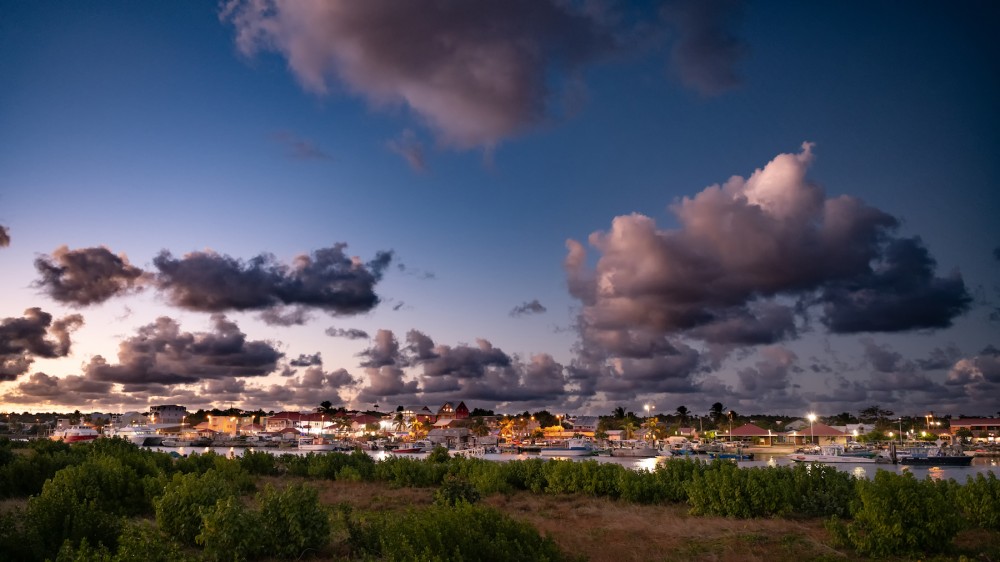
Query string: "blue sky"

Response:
xmin=1 ymin=0 xmax=997 ymax=418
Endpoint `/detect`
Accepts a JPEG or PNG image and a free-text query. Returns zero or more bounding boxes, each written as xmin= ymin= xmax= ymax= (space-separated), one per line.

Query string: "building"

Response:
xmin=436 ymin=401 xmax=470 ymax=421
xmin=950 ymin=417 xmax=1000 ymax=441
xmin=149 ymin=405 xmax=187 ymax=425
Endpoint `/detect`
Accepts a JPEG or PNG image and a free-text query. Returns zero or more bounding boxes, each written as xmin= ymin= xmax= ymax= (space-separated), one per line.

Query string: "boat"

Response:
xmin=610 ymin=440 xmax=660 ymax=458
xmin=539 ymin=438 xmax=595 ymax=457
xmin=105 ymin=424 xmax=162 ymax=446
xmin=709 ymin=450 xmax=755 ymax=461
xmin=391 ymin=440 xmax=435 ymax=454
xmin=898 ymin=445 xmax=973 ymax=466
xmin=297 ymin=436 xmax=343 ymax=452
xmin=788 ymin=444 xmax=877 ymax=464
xmin=50 ymin=425 xmax=99 ymax=443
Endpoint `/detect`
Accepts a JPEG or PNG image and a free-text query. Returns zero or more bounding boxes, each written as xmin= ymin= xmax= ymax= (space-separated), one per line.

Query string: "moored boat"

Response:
xmin=610 ymin=440 xmax=660 ymax=458
xmin=539 ymin=438 xmax=595 ymax=457
xmin=50 ymin=425 xmax=99 ymax=443
xmin=297 ymin=436 xmax=343 ymax=452
xmin=391 ymin=440 xmax=434 ymax=454
xmin=898 ymin=445 xmax=973 ymax=466
xmin=788 ymin=444 xmax=877 ymax=464
xmin=105 ymin=424 xmax=161 ymax=446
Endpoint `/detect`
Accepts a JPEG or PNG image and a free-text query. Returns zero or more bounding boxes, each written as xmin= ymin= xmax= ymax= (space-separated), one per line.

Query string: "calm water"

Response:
xmin=149 ymin=445 xmax=998 ymax=481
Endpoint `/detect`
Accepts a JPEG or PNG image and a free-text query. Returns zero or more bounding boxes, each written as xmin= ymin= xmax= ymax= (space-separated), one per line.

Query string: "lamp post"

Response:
xmin=898 ymin=417 xmax=904 ymax=444
xmin=807 ymin=413 xmax=817 ymax=445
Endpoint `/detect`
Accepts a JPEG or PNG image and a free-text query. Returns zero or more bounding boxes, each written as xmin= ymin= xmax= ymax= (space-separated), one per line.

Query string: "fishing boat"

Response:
xmin=610 ymin=440 xmax=660 ymax=458
xmin=539 ymin=438 xmax=595 ymax=457
xmin=391 ymin=440 xmax=434 ymax=454
xmin=50 ymin=425 xmax=99 ymax=443
xmin=897 ymin=445 xmax=973 ymax=466
xmin=788 ymin=444 xmax=877 ymax=464
xmin=297 ymin=436 xmax=342 ymax=452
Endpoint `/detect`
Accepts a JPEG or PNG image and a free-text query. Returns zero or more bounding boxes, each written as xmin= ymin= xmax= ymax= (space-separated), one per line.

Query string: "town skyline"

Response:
xmin=1 ymin=1 xmax=997 ymax=417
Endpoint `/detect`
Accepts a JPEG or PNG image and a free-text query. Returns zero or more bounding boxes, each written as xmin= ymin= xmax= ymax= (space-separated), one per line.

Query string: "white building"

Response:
xmin=149 ymin=405 xmax=187 ymax=425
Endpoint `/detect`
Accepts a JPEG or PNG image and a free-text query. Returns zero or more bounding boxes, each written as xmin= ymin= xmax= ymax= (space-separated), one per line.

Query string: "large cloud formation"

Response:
xmin=222 ymin=0 xmax=613 ymax=149
xmin=34 ymin=246 xmax=147 ymax=306
xmin=567 ymin=143 xmax=971 ymax=354
xmin=0 ymin=308 xmax=84 ymax=381
xmin=352 ymin=328 xmax=571 ymax=409
xmin=153 ymin=244 xmax=392 ymax=316
xmin=82 ymin=314 xmax=282 ymax=387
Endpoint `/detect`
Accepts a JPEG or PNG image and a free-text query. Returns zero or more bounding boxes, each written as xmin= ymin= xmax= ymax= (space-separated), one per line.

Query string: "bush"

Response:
xmin=114 ymin=521 xmax=195 ymax=562
xmin=257 ymin=483 xmax=331 ymax=558
xmin=155 ymin=469 xmax=241 ymax=545
xmin=831 ymin=471 xmax=964 ymax=557
xmin=435 ymin=474 xmax=481 ymax=506
xmin=197 ymin=496 xmax=264 ymax=561
xmin=344 ymin=502 xmax=579 ymax=562
xmin=955 ymin=472 xmax=1000 ymax=530
xmin=238 ymin=449 xmax=278 ymax=476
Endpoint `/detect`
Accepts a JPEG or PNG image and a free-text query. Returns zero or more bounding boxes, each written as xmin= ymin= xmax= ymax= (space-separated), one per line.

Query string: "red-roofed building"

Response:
xmin=950 ymin=418 xmax=1000 ymax=441
xmin=722 ymin=423 xmax=782 ymax=446
xmin=437 ymin=401 xmax=470 ymax=421
xmin=787 ymin=422 xmax=846 ymax=445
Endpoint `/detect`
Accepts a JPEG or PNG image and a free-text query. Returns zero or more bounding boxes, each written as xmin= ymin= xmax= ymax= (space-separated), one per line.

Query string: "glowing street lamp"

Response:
xmin=807 ymin=413 xmax=817 ymax=445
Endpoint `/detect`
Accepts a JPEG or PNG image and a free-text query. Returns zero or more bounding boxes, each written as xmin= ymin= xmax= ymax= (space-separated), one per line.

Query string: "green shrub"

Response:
xmin=435 ymin=474 xmax=481 ymax=506
xmin=344 ymin=502 xmax=579 ymax=562
xmin=53 ymin=537 xmax=113 ymax=562
xmin=652 ymin=458 xmax=704 ymax=503
xmin=426 ymin=445 xmax=451 ymax=463
xmin=197 ymin=496 xmax=264 ymax=561
xmin=154 ymin=469 xmax=241 ymax=545
xmin=114 ymin=521 xmax=195 ymax=562
xmin=955 ymin=472 xmax=1000 ymax=530
xmin=832 ymin=471 xmax=964 ymax=557
xmin=238 ymin=449 xmax=278 ymax=476
xmin=257 ymin=483 xmax=331 ymax=558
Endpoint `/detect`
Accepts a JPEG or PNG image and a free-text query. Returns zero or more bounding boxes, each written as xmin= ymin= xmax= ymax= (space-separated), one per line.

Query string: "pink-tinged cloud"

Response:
xmin=0 ymin=225 xmax=9 ymax=247
xmin=34 ymin=246 xmax=148 ymax=306
xmin=221 ymin=0 xmax=612 ymax=148
xmin=566 ymin=143 xmax=971 ymax=351
xmin=0 ymin=308 xmax=83 ymax=381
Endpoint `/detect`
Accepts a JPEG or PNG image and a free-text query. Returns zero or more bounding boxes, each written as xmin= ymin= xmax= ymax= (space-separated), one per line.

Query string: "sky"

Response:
xmin=1 ymin=0 xmax=998 ymax=419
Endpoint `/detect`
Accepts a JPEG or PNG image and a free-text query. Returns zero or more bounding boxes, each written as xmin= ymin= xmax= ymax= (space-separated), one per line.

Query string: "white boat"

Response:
xmin=50 ymin=425 xmax=100 ymax=443
xmin=610 ymin=440 xmax=660 ymax=458
xmin=788 ymin=444 xmax=879 ymax=464
xmin=106 ymin=424 xmax=162 ymax=446
xmin=297 ymin=436 xmax=343 ymax=452
xmin=539 ymin=438 xmax=595 ymax=457
xmin=390 ymin=440 xmax=435 ymax=454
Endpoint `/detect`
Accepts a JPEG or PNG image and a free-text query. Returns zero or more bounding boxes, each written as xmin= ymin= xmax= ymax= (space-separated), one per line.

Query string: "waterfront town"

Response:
xmin=4 ymin=402 xmax=999 ymax=454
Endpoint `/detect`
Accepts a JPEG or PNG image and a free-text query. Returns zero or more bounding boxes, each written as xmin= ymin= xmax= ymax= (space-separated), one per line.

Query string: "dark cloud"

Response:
xmin=83 ymin=314 xmax=282 ymax=386
xmin=222 ymin=0 xmax=614 ymax=149
xmin=358 ymin=329 xmax=403 ymax=368
xmin=0 ymin=225 xmax=9 ymax=247
xmin=34 ymin=246 xmax=147 ymax=306
xmin=860 ymin=338 xmax=915 ymax=374
xmin=271 ymin=130 xmax=332 ymax=160
xmin=290 ymin=352 xmax=323 ymax=367
xmin=819 ymin=237 xmax=972 ymax=333
xmin=0 ymin=308 xmax=84 ymax=381
xmin=2 ymin=372 xmax=114 ymax=406
xmin=661 ymin=0 xmax=747 ymax=96
xmin=947 ymin=345 xmax=1000 ymax=385
xmin=387 ymin=129 xmax=426 ymax=172
xmin=325 ymin=327 xmax=369 ymax=340
xmin=258 ymin=306 xmax=312 ymax=326
xmin=566 ymin=144 xmax=971 ymax=353
xmin=916 ymin=344 xmax=962 ymax=371
xmin=509 ymin=299 xmax=547 ymax=317
xmin=153 ymin=244 xmax=392 ymax=316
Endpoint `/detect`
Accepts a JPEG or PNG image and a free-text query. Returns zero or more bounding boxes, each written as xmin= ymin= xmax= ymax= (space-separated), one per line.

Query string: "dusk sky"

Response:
xmin=1 ymin=1 xmax=998 ymax=418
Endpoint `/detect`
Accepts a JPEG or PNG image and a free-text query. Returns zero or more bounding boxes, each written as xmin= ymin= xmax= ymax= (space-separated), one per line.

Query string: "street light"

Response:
xmin=807 ymin=413 xmax=817 ymax=445
xmin=898 ymin=417 xmax=904 ymax=444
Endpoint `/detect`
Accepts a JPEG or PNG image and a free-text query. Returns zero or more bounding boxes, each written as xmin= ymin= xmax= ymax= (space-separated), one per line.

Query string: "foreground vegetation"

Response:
xmin=0 ymin=438 xmax=997 ymax=561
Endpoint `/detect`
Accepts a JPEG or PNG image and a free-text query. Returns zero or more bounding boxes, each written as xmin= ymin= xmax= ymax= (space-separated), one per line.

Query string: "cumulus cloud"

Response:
xmin=34 ymin=246 xmax=147 ymax=306
xmin=0 ymin=308 xmax=84 ymax=381
xmin=509 ymin=299 xmax=547 ymax=317
xmin=290 ymin=352 xmax=323 ymax=367
xmin=566 ymin=143 xmax=971 ymax=352
xmin=661 ymin=0 xmax=747 ymax=95
xmin=0 ymin=225 xmax=9 ymax=247
xmin=271 ymin=130 xmax=332 ymax=160
xmin=258 ymin=306 xmax=312 ymax=326
xmin=82 ymin=314 xmax=282 ymax=387
xmin=2 ymin=372 xmax=115 ymax=406
xmin=358 ymin=329 xmax=403 ymax=368
xmin=153 ymin=244 xmax=393 ymax=316
xmin=325 ymin=327 xmax=369 ymax=340
xmin=221 ymin=0 xmax=613 ymax=149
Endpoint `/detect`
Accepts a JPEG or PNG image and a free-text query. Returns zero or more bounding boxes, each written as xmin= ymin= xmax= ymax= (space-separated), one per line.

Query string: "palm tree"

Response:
xmin=499 ymin=417 xmax=515 ymax=439
xmin=709 ymin=402 xmax=726 ymax=426
xmin=410 ymin=419 xmax=428 ymax=440
xmin=392 ymin=412 xmax=407 ymax=433
xmin=643 ymin=417 xmax=661 ymax=443
xmin=622 ymin=420 xmax=637 ymax=440
xmin=612 ymin=406 xmax=626 ymax=419
xmin=675 ymin=405 xmax=689 ymax=427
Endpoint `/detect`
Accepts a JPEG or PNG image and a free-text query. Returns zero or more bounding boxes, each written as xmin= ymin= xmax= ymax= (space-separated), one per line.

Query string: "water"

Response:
xmin=148 ymin=445 xmax=998 ymax=481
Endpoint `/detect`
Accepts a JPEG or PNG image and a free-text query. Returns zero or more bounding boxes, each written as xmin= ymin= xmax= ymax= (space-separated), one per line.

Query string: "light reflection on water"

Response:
xmin=151 ymin=446 xmax=998 ymax=480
